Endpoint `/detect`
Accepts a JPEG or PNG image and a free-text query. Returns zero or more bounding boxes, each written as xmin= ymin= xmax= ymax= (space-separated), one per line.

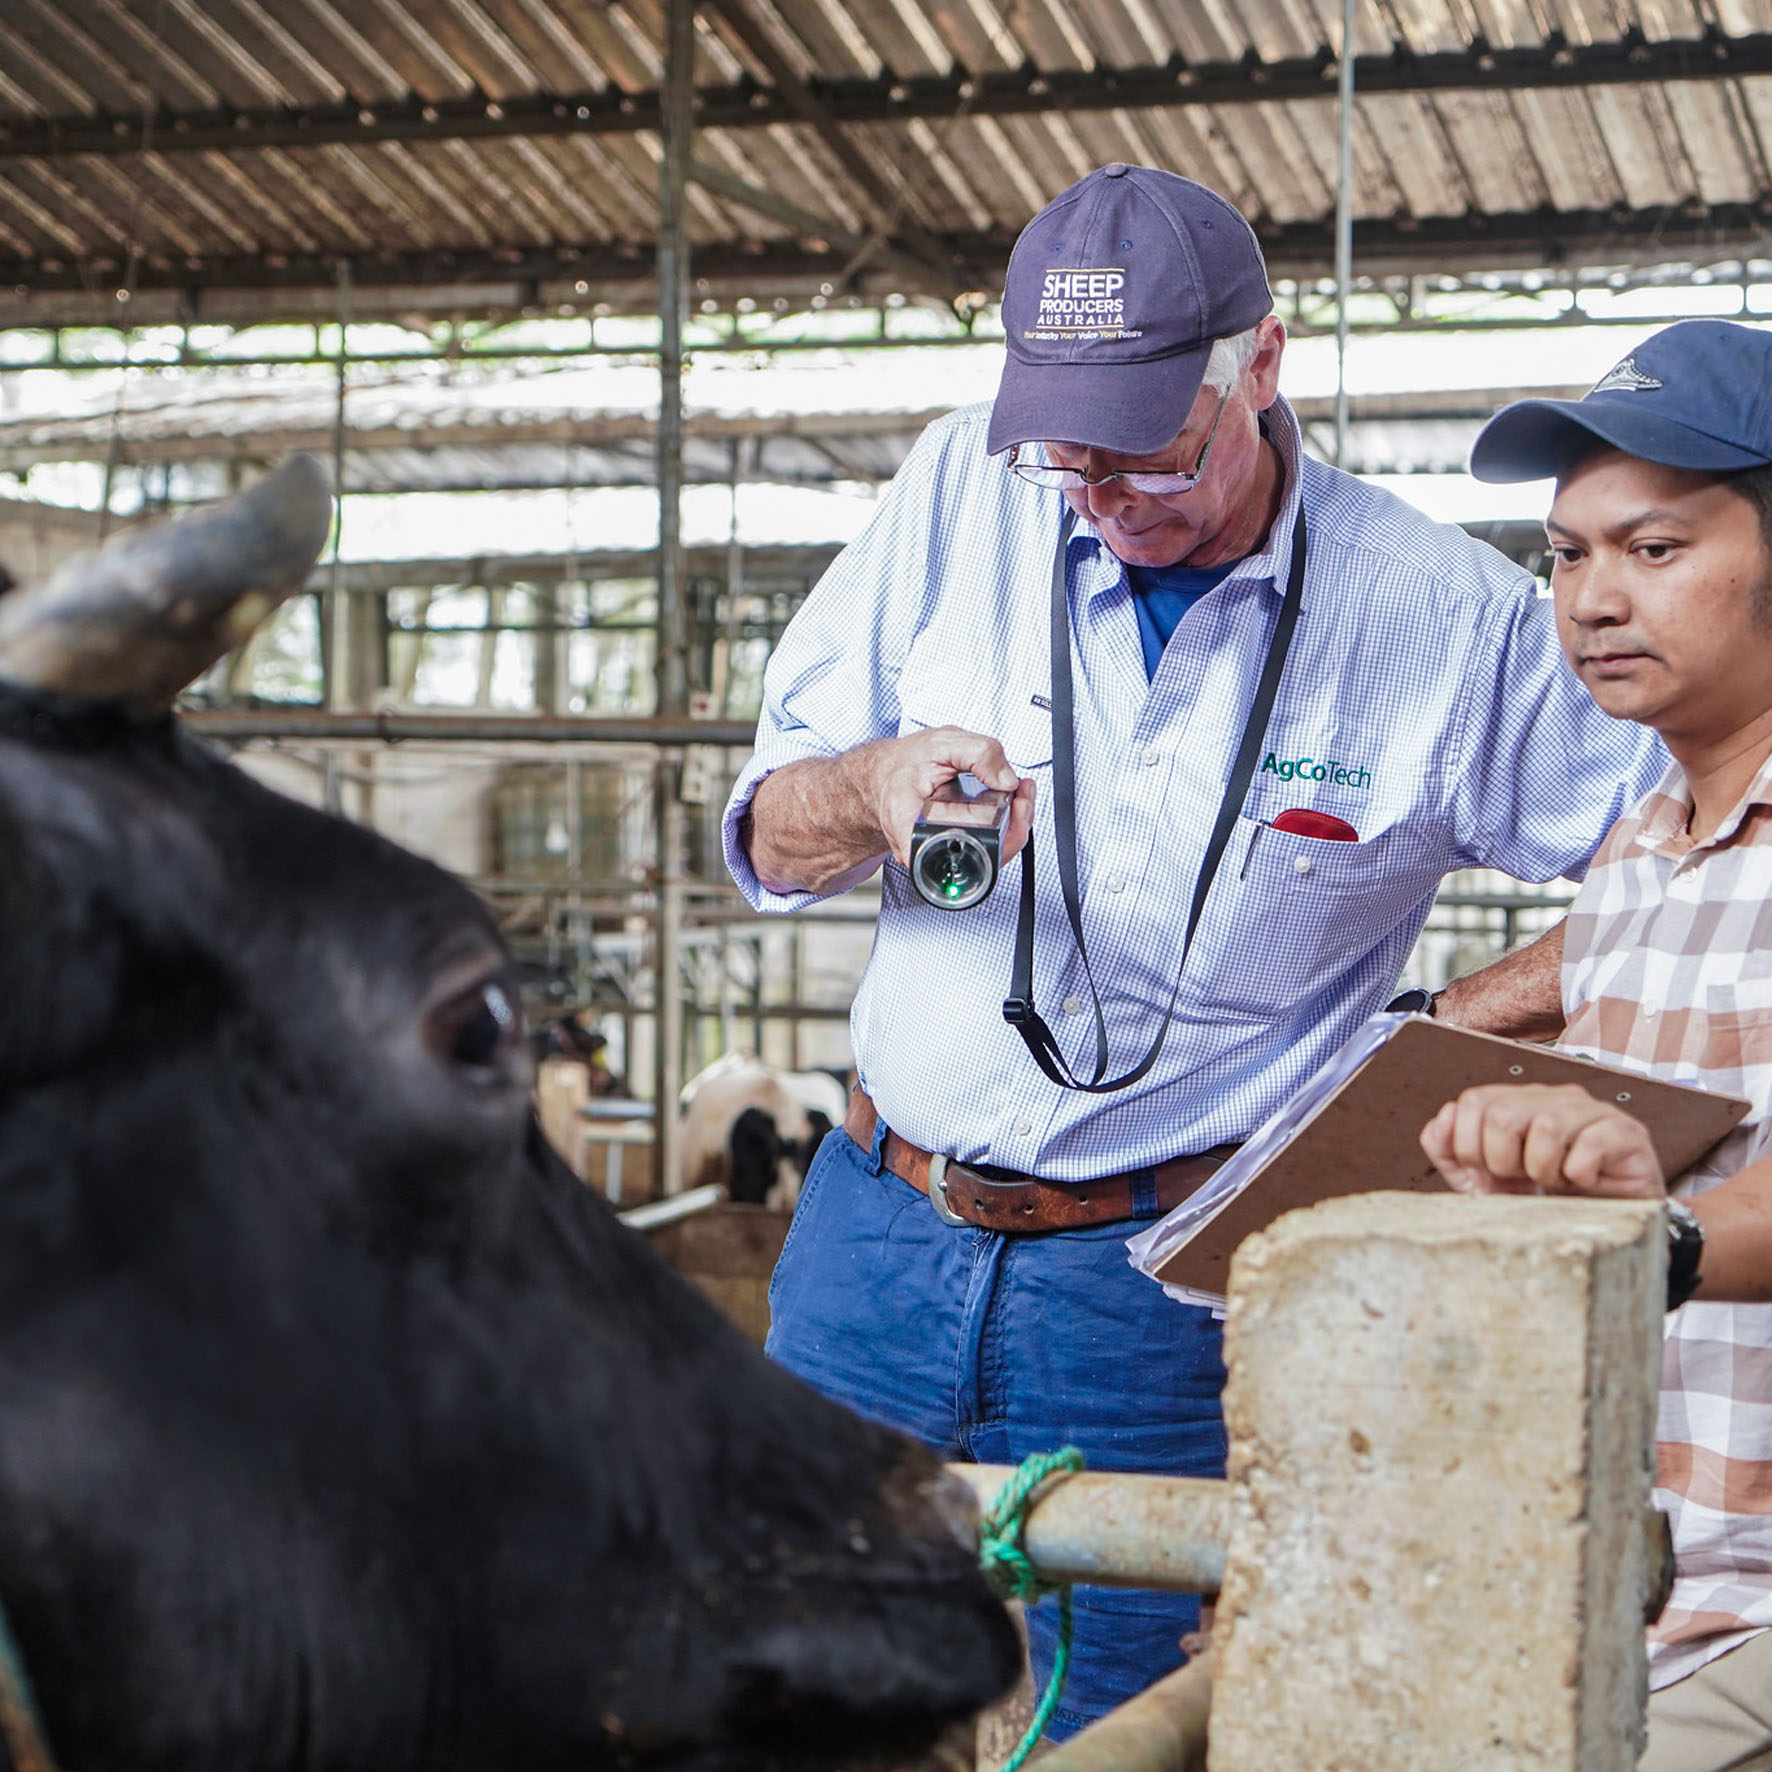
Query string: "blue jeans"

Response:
xmin=765 ymin=1119 xmax=1226 ymax=1742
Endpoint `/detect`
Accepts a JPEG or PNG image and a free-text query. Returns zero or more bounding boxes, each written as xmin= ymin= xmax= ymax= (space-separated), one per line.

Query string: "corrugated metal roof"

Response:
xmin=3 ymin=1 xmax=1772 ymax=324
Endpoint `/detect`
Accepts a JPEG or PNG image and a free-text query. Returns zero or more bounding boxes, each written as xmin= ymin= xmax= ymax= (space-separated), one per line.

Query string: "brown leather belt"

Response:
xmin=843 ymin=1087 xmax=1238 ymax=1234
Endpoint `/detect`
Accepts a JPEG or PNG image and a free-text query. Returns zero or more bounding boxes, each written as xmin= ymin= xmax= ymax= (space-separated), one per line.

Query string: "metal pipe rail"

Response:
xmin=1039 ymin=1655 xmax=1213 ymax=1772
xmin=947 ymin=1465 xmax=1230 ymax=1595
xmin=616 ymin=1183 xmax=724 ymax=1233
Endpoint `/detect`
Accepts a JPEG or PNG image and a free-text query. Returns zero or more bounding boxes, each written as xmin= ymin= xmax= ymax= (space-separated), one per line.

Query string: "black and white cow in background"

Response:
xmin=0 ymin=460 xmax=1017 ymax=1772
xmin=680 ymin=1056 xmax=847 ymax=1209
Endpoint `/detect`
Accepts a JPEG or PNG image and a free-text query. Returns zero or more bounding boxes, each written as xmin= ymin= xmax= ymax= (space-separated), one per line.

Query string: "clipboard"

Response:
xmin=1127 ymin=1014 xmax=1750 ymax=1306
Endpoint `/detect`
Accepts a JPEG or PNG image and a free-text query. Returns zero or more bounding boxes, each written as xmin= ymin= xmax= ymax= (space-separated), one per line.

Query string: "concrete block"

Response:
xmin=1209 ymin=1192 xmax=1664 ymax=1772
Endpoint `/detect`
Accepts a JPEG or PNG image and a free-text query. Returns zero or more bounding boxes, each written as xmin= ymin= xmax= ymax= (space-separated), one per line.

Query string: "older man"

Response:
xmin=723 ymin=164 xmax=1662 ymax=1734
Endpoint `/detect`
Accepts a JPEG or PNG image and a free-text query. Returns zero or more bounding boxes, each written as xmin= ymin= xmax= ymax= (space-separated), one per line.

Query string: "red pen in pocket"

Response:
xmin=1270 ymin=807 xmax=1360 ymax=842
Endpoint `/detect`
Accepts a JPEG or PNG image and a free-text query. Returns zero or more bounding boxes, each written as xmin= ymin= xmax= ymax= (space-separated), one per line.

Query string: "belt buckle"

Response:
xmin=925 ymin=1154 xmax=971 ymax=1228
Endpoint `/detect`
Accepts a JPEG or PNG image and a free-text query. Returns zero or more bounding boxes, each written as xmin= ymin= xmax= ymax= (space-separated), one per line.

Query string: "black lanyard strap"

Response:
xmin=1002 ymin=505 xmax=1308 ymax=1094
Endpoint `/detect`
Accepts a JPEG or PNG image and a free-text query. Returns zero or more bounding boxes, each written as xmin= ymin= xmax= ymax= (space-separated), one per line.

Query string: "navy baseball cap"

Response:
xmin=986 ymin=164 xmax=1273 ymax=457
xmin=1470 ymin=319 xmax=1772 ymax=482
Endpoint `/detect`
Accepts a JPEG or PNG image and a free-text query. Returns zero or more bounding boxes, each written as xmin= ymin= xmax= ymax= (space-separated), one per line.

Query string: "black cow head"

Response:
xmin=0 ymin=460 xmax=1017 ymax=1772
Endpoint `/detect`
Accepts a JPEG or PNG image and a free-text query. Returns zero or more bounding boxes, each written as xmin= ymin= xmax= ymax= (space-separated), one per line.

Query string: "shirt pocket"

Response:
xmin=895 ymin=663 xmax=1054 ymax=773
xmin=1185 ymin=814 xmax=1442 ymax=1017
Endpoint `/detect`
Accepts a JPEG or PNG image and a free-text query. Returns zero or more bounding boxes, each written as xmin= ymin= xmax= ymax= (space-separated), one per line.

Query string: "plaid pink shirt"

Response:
xmin=1563 ymin=749 xmax=1772 ymax=1689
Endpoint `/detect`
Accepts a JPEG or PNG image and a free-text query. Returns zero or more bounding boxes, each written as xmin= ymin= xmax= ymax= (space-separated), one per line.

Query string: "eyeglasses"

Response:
xmin=1005 ymin=387 xmax=1231 ymax=495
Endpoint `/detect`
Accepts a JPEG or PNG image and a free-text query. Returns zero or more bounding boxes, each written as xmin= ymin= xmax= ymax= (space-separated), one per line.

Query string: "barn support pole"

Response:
xmin=324 ymin=259 xmax=352 ymax=714
xmin=653 ymin=0 xmax=696 ymax=1192
xmin=314 ymin=260 xmax=385 ymax=826
xmin=1209 ymin=1193 xmax=1666 ymax=1770
xmin=1332 ymin=0 xmax=1356 ymax=468
xmin=790 ymin=924 xmax=804 ymax=1070
xmin=565 ymin=754 xmax=585 ymax=995
xmin=538 ymin=438 xmax=576 ymax=720
xmin=716 ymin=437 xmax=743 ymax=719
xmin=750 ymin=940 xmax=765 ymax=1057
xmin=534 ymin=592 xmax=560 ymax=717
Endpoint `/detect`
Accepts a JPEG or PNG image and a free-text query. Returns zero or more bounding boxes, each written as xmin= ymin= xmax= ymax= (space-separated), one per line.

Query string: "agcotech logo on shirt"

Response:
xmin=1261 ymin=751 xmax=1372 ymax=789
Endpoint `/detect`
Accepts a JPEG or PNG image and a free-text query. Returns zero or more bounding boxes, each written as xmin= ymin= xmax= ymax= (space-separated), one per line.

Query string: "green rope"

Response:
xmin=978 ymin=1446 xmax=1086 ymax=1772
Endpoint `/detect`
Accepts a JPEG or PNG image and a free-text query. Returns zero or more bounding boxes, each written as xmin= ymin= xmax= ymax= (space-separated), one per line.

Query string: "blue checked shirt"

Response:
xmin=721 ymin=397 xmax=1665 ymax=1180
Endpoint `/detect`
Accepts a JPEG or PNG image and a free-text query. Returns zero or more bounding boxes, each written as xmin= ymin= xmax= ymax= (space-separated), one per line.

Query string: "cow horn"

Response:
xmin=0 ymin=454 xmax=334 ymax=716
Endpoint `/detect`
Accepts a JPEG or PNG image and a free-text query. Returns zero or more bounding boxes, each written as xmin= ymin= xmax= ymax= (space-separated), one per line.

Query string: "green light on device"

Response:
xmin=913 ymin=832 xmax=994 ymax=911
xmin=908 ymin=785 xmax=1010 ymax=911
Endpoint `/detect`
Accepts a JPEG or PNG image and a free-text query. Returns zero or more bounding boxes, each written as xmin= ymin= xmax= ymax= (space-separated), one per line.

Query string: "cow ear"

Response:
xmin=0 ymin=455 xmax=333 ymax=716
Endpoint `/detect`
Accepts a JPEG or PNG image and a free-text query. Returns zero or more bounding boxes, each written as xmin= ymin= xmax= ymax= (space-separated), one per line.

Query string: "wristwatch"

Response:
xmin=1385 ymin=987 xmax=1438 ymax=1017
xmin=1666 ymin=1199 xmax=1705 ymax=1311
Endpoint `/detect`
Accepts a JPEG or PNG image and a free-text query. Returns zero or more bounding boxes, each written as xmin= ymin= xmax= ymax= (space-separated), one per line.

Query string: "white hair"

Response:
xmin=1201 ymin=323 xmax=1265 ymax=395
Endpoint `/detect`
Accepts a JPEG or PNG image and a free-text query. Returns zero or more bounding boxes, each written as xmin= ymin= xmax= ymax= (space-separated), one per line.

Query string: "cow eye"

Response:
xmin=430 ymin=978 xmax=522 ymax=1077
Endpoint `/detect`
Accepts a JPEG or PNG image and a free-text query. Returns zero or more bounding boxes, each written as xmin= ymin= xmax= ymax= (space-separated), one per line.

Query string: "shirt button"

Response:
xmin=1293 ymin=854 xmax=1313 ymax=876
xmin=1142 ymin=746 xmax=1162 ymax=767
xmin=1015 ymin=1118 xmax=1033 ymax=1137
xmin=1063 ymin=995 xmax=1084 ymax=1015
xmin=1107 ymin=874 xmax=1126 ymax=892
xmin=1644 ymin=1005 xmax=1658 ymax=1019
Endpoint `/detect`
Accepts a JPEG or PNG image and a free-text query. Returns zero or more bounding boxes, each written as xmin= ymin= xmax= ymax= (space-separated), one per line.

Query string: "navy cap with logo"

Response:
xmin=986 ymin=164 xmax=1273 ymax=457
xmin=1470 ymin=318 xmax=1772 ymax=483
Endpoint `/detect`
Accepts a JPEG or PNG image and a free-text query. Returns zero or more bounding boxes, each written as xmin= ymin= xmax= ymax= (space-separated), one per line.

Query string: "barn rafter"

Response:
xmin=6 ymin=204 xmax=1766 ymax=323
xmin=1 ymin=31 xmax=1768 ymax=161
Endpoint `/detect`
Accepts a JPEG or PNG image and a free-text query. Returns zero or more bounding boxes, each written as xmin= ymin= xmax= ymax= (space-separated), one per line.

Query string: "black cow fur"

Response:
xmin=0 ymin=686 xmax=1017 ymax=1772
